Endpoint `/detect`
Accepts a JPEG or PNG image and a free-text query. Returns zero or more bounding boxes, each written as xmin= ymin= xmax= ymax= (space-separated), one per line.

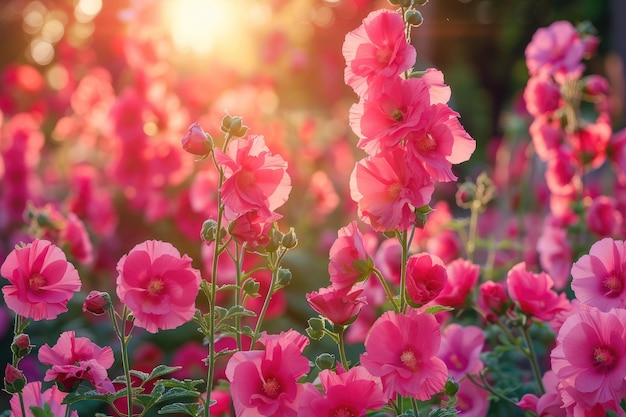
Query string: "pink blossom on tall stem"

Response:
xmin=455 ymin=378 xmax=490 ymax=417
xmin=551 ymin=308 xmax=626 ymax=410
xmin=350 ymin=146 xmax=434 ymax=232
xmin=306 ymin=284 xmax=367 ymax=325
xmin=571 ymin=238 xmax=626 ymax=311
xmin=10 ymin=381 xmax=78 ymax=417
xmin=225 ymin=330 xmax=310 ymax=417
xmin=567 ymin=116 xmax=611 ymax=169
xmin=523 ymin=75 xmax=562 ymax=117
xmin=115 ymin=240 xmax=202 ymax=333
xmin=215 ymin=135 xmax=291 ymax=221
xmin=229 ymin=210 xmax=282 ymax=249
xmin=476 ymin=280 xmax=510 ymax=321
xmin=536 ymin=218 xmax=573 ymax=290
xmin=438 ymin=324 xmax=484 ymax=381
xmin=300 ymin=366 xmax=387 ymax=417
xmin=38 ymin=330 xmax=115 ymax=393
xmin=360 ymin=309 xmax=448 ymax=399
xmin=328 ymin=221 xmax=371 ymax=289
xmin=525 ymin=20 xmax=585 ymax=82
xmin=374 ymin=237 xmax=402 ymax=285
xmin=342 ymin=9 xmax=416 ymax=97
xmin=405 ymin=252 xmax=447 ymax=306
xmin=506 ymin=262 xmax=570 ymax=321
xmin=586 ymin=195 xmax=622 ymax=237
xmin=435 ymin=258 xmax=480 ymax=308
xmin=1 ymin=239 xmax=81 ymax=321
xmin=528 ymin=114 xmax=563 ymax=161
xmin=517 ymin=371 xmax=565 ymax=417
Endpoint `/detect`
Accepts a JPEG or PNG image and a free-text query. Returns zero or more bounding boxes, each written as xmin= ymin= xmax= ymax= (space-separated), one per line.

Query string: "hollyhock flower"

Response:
xmin=506 ymin=262 xmax=570 ymax=321
xmin=215 ymin=135 xmax=291 ymax=220
xmin=360 ymin=309 xmax=448 ymax=399
xmin=82 ymin=290 xmax=111 ymax=315
xmin=608 ymin=126 xmax=626 ymax=185
xmin=306 ymin=170 xmax=340 ymax=221
xmin=38 ymin=330 xmax=114 ymax=393
xmin=426 ymin=230 xmax=461 ymax=264
xmin=328 ymin=221 xmax=372 ymax=289
xmin=517 ymin=371 xmax=565 ymax=417
xmin=300 ymin=366 xmax=386 ymax=417
xmin=528 ymin=114 xmax=562 ymax=161
xmin=586 ymin=195 xmax=622 ymax=237
xmin=405 ymin=252 xmax=447 ymax=306
xmin=374 ymin=238 xmax=402 ymax=285
xmin=116 ymin=240 xmax=202 ymax=333
xmin=567 ymin=117 xmax=611 ymax=169
xmin=405 ymin=103 xmax=476 ymax=182
xmin=435 ymin=259 xmax=479 ymax=308
xmin=306 ymin=284 xmax=367 ymax=325
xmin=438 ymin=324 xmax=484 ymax=381
xmin=58 ymin=213 xmax=93 ymax=265
xmin=229 ymin=210 xmax=282 ymax=249
xmin=536 ymin=219 xmax=573 ymax=290
xmin=551 ymin=308 xmax=626 ymax=408
xmin=545 ymin=150 xmax=581 ymax=197
xmin=10 ymin=381 xmax=78 ymax=417
xmin=181 ymin=121 xmax=212 ymax=155
xmin=342 ymin=9 xmax=416 ymax=97
xmin=523 ymin=75 xmax=562 ymax=117
xmin=456 ymin=378 xmax=490 ymax=417
xmin=571 ymin=238 xmax=626 ymax=311
xmin=420 ymin=68 xmax=452 ymax=104
xmin=525 ymin=20 xmax=585 ymax=82
xmin=350 ymin=146 xmax=434 ymax=232
xmin=225 ymin=330 xmax=310 ymax=417
xmin=349 ymin=76 xmax=431 ymax=155
xmin=1 ymin=239 xmax=81 ymax=321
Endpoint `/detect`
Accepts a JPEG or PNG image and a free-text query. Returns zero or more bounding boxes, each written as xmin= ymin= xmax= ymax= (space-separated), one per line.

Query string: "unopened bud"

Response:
xmin=276 ymin=268 xmax=292 ymax=287
xmin=263 ymin=229 xmax=282 ymax=253
xmin=201 ymin=219 xmax=223 ymax=243
xmin=444 ymin=378 xmax=460 ymax=396
xmin=221 ymin=115 xmax=248 ymax=137
xmin=181 ymin=122 xmax=213 ymax=156
xmin=404 ymin=9 xmax=423 ymax=27
xmin=82 ymin=291 xmax=111 ymax=315
xmin=315 ymin=353 xmax=336 ymax=371
xmin=281 ymin=227 xmax=298 ymax=249
xmin=4 ymin=364 xmax=25 ymax=393
xmin=456 ymin=182 xmax=476 ymax=209
xmin=11 ymin=334 xmax=31 ymax=358
xmin=242 ymin=278 xmax=260 ymax=297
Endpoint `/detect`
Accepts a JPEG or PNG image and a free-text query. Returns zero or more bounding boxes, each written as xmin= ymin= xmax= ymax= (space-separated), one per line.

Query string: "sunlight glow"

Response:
xmin=164 ymin=0 xmax=239 ymax=55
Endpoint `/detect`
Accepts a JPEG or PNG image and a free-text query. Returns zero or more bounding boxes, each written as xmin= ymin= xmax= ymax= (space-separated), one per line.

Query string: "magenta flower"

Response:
xmin=455 ymin=378 xmax=490 ymax=417
xmin=523 ymin=74 xmax=562 ymax=117
xmin=181 ymin=121 xmax=211 ymax=156
xmin=350 ymin=146 xmax=434 ymax=232
xmin=342 ymin=9 xmax=416 ymax=97
xmin=551 ymin=308 xmax=626 ymax=409
xmin=506 ymin=262 xmax=570 ymax=321
xmin=405 ymin=252 xmax=447 ymax=307
xmin=306 ymin=284 xmax=367 ymax=325
xmin=300 ymin=366 xmax=387 ymax=417
xmin=360 ymin=309 xmax=448 ymax=399
xmin=435 ymin=258 xmax=480 ymax=308
xmin=229 ymin=209 xmax=283 ymax=249
xmin=10 ymin=381 xmax=78 ymax=417
xmin=525 ymin=20 xmax=585 ymax=82
xmin=438 ymin=324 xmax=484 ymax=381
xmin=226 ymin=330 xmax=310 ymax=417
xmin=1 ymin=239 xmax=81 ymax=321
xmin=38 ymin=330 xmax=114 ymax=393
xmin=116 ymin=240 xmax=202 ymax=333
xmin=215 ymin=135 xmax=291 ymax=221
xmin=571 ymin=238 xmax=626 ymax=311
xmin=328 ymin=221 xmax=371 ymax=289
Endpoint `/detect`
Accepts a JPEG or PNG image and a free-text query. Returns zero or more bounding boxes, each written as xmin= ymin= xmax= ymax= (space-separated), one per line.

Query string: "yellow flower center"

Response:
xmin=147 ymin=278 xmax=165 ymax=296
xmin=400 ymin=349 xmax=418 ymax=371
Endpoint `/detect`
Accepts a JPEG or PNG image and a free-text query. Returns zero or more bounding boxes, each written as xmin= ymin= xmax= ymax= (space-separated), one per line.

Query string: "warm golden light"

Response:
xmin=163 ymin=0 xmax=239 ymax=55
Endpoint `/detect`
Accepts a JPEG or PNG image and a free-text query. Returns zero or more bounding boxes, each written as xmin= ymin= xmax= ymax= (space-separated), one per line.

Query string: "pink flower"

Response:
xmin=58 ymin=213 xmax=94 ymax=265
xmin=506 ymin=262 xmax=570 ymax=321
xmin=229 ymin=210 xmax=283 ymax=249
xmin=350 ymin=146 xmax=434 ymax=232
xmin=518 ymin=371 xmax=566 ymax=417
xmin=586 ymin=196 xmax=622 ymax=237
xmin=10 ymin=381 xmax=78 ymax=417
xmin=215 ymin=135 xmax=291 ymax=220
xmin=38 ymin=330 xmax=115 ymax=393
xmin=82 ymin=290 xmax=111 ymax=315
xmin=551 ymin=308 xmax=626 ymax=409
xmin=225 ymin=330 xmax=310 ymax=417
xmin=536 ymin=219 xmax=573 ymax=290
xmin=360 ymin=309 xmax=448 ymax=399
xmin=435 ymin=258 xmax=480 ymax=308
xmin=1 ymin=239 xmax=81 ymax=321
xmin=523 ymin=75 xmax=562 ymax=117
xmin=300 ymin=366 xmax=387 ymax=417
xmin=116 ymin=240 xmax=202 ymax=333
xmin=525 ymin=20 xmax=585 ymax=82
xmin=328 ymin=221 xmax=371 ymax=289
xmin=571 ymin=238 xmax=626 ymax=311
xmin=405 ymin=252 xmax=447 ymax=306
xmin=342 ymin=9 xmax=416 ymax=97
xmin=374 ymin=238 xmax=402 ymax=285
xmin=455 ymin=378 xmax=490 ymax=417
xmin=181 ymin=121 xmax=212 ymax=155
xmin=476 ymin=280 xmax=509 ymax=321
xmin=567 ymin=117 xmax=611 ymax=169
xmin=529 ymin=114 xmax=563 ymax=161
xmin=306 ymin=285 xmax=367 ymax=325
xmin=438 ymin=324 xmax=484 ymax=381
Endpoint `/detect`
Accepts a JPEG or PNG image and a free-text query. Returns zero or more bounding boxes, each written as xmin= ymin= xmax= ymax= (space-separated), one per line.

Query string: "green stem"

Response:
xmin=466 ymin=373 xmax=520 ymax=407
xmin=467 ymin=201 xmax=480 ymax=262
xmin=520 ymin=322 xmax=545 ymax=395
xmin=398 ymin=231 xmax=409 ymax=313
xmin=372 ymin=268 xmax=400 ymax=313
xmin=234 ymin=243 xmax=243 ymax=351
xmin=410 ymin=397 xmax=420 ymax=417
xmin=18 ymin=391 xmax=26 ymax=417
xmin=116 ymin=307 xmax=134 ymax=417
xmin=251 ymin=251 xmax=282 ymax=345
xmin=335 ymin=325 xmax=349 ymax=370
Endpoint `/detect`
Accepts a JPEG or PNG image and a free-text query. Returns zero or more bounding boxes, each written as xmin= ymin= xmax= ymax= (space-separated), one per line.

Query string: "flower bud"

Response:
xmin=242 ymin=278 xmax=260 ymax=297
xmin=82 ymin=291 xmax=112 ymax=315
xmin=404 ymin=9 xmax=423 ymax=27
xmin=455 ymin=182 xmax=476 ymax=209
xmin=4 ymin=364 xmax=25 ymax=393
xmin=221 ymin=115 xmax=249 ymax=137
xmin=281 ymin=227 xmax=298 ymax=249
xmin=201 ymin=219 xmax=224 ymax=243
xmin=11 ymin=334 xmax=31 ymax=358
xmin=276 ymin=268 xmax=292 ymax=287
xmin=315 ymin=353 xmax=336 ymax=371
xmin=444 ymin=378 xmax=460 ymax=396
xmin=181 ymin=122 xmax=213 ymax=156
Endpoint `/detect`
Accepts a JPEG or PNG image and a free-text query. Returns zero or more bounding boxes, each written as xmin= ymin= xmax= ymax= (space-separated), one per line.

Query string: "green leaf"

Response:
xmin=429 ymin=408 xmax=458 ymax=417
xmin=397 ymin=410 xmax=416 ymax=417
xmin=159 ymin=387 xmax=201 ymax=402
xmin=129 ymin=369 xmax=150 ymax=382
xmin=223 ymin=304 xmax=256 ymax=320
xmin=158 ymin=402 xmax=201 ymax=416
xmin=425 ymin=305 xmax=454 ymax=315
xmin=156 ymin=378 xmax=205 ymax=391
xmin=146 ymin=365 xmax=182 ymax=383
xmin=214 ymin=348 xmax=238 ymax=359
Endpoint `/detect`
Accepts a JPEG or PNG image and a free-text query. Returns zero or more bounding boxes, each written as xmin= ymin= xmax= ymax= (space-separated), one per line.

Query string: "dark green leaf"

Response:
xmin=158 ymin=402 xmax=201 ymax=416
xmin=146 ymin=365 xmax=182 ymax=383
xmin=429 ymin=408 xmax=458 ymax=417
xmin=425 ymin=305 xmax=454 ymax=315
